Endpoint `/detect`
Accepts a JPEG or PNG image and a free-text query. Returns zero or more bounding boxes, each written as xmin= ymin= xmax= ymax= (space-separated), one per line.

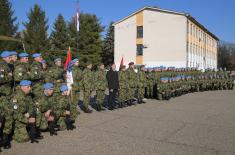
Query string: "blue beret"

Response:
xmin=1 ymin=51 xmax=11 ymax=58
xmin=43 ymin=83 xmax=54 ymax=90
xmin=19 ymin=52 xmax=29 ymax=58
xmin=32 ymin=53 xmax=41 ymax=58
xmin=54 ymin=58 xmax=61 ymax=62
xmin=71 ymin=59 xmax=79 ymax=65
xmin=60 ymin=85 xmax=68 ymax=92
xmin=20 ymin=80 xmax=32 ymax=86
xmin=9 ymin=51 xmax=17 ymax=56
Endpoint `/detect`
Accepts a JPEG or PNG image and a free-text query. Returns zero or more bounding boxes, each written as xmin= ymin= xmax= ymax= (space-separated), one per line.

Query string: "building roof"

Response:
xmin=113 ymin=6 xmax=219 ymax=40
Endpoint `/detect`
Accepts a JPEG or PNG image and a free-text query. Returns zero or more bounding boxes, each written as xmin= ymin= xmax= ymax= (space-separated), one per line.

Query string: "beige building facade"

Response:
xmin=113 ymin=6 xmax=219 ymax=70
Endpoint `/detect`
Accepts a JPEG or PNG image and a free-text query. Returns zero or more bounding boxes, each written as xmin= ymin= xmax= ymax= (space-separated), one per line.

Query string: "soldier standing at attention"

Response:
xmin=137 ymin=65 xmax=147 ymax=104
xmin=13 ymin=52 xmax=31 ymax=86
xmin=0 ymin=51 xmax=14 ymax=149
xmin=118 ymin=65 xmax=128 ymax=108
xmin=45 ymin=58 xmax=64 ymax=93
xmin=80 ymin=62 xmax=93 ymax=113
xmin=31 ymin=53 xmax=45 ymax=94
xmin=0 ymin=51 xmax=13 ymax=96
xmin=71 ymin=58 xmax=83 ymax=105
xmin=94 ymin=63 xmax=107 ymax=111
xmin=126 ymin=62 xmax=137 ymax=105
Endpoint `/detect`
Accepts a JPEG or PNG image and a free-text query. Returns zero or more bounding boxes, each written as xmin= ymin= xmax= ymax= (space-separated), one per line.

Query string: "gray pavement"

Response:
xmin=3 ymin=90 xmax=235 ymax=155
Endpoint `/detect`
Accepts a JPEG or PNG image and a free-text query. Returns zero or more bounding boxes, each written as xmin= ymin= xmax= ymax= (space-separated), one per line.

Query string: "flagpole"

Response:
xmin=76 ymin=0 xmax=79 ymax=50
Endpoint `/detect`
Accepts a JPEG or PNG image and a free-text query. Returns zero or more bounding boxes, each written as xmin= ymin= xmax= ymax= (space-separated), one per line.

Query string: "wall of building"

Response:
xmin=114 ymin=8 xmax=218 ymax=70
xmin=114 ymin=15 xmax=137 ymax=68
xmin=143 ymin=10 xmax=187 ymax=68
xmin=187 ymin=20 xmax=218 ymax=69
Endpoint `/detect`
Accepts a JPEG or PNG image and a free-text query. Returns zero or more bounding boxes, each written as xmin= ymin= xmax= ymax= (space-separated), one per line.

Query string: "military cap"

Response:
xmin=9 ymin=51 xmax=17 ymax=56
xmin=128 ymin=62 xmax=134 ymax=65
xmin=43 ymin=83 xmax=54 ymax=90
xmin=71 ymin=58 xmax=79 ymax=64
xmin=20 ymin=80 xmax=32 ymax=86
xmin=60 ymin=84 xmax=68 ymax=92
xmin=54 ymin=58 xmax=61 ymax=62
xmin=1 ymin=51 xmax=11 ymax=58
xmin=32 ymin=53 xmax=41 ymax=58
xmin=19 ymin=52 xmax=29 ymax=58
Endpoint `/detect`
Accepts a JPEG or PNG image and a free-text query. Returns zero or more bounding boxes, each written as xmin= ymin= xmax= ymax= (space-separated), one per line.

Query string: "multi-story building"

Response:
xmin=113 ymin=6 xmax=219 ymax=70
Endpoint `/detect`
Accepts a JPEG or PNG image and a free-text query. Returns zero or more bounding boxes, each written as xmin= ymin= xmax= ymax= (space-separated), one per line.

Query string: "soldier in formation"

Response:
xmin=0 ymin=50 xmax=234 ymax=151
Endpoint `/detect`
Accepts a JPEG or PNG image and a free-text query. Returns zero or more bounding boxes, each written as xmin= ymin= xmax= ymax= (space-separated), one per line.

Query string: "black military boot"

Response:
xmin=85 ymin=108 xmax=93 ymax=113
xmin=2 ymin=134 xmax=11 ymax=149
xmin=35 ymin=128 xmax=43 ymax=140
xmin=48 ymin=121 xmax=57 ymax=136
xmin=28 ymin=123 xmax=39 ymax=143
xmin=117 ymin=102 xmax=122 ymax=108
xmin=122 ymin=101 xmax=127 ymax=107
xmin=97 ymin=104 xmax=102 ymax=112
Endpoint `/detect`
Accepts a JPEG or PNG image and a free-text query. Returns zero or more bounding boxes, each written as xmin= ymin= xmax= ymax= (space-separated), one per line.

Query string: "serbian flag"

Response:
xmin=74 ymin=1 xmax=80 ymax=32
xmin=64 ymin=48 xmax=73 ymax=90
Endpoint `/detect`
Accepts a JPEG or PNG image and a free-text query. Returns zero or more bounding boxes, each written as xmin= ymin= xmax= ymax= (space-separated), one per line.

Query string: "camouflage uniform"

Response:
xmin=0 ymin=61 xmax=13 ymax=96
xmin=0 ymin=60 xmax=13 ymax=148
xmin=80 ymin=67 xmax=93 ymax=112
xmin=72 ymin=66 xmax=83 ymax=102
xmin=126 ymin=67 xmax=137 ymax=102
xmin=137 ymin=69 xmax=146 ymax=103
xmin=118 ymin=68 xmax=129 ymax=105
xmin=94 ymin=68 xmax=107 ymax=110
xmin=30 ymin=61 xmax=44 ymax=94
xmin=45 ymin=65 xmax=64 ymax=92
xmin=12 ymin=90 xmax=35 ymax=143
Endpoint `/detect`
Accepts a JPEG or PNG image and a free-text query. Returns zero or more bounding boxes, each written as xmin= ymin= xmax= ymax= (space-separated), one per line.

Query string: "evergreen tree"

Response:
xmin=50 ymin=14 xmax=69 ymax=51
xmin=77 ymin=13 xmax=104 ymax=67
xmin=23 ymin=4 xmax=49 ymax=53
xmin=67 ymin=19 xmax=80 ymax=59
xmin=103 ymin=22 xmax=114 ymax=66
xmin=0 ymin=0 xmax=19 ymax=51
xmin=67 ymin=19 xmax=79 ymax=49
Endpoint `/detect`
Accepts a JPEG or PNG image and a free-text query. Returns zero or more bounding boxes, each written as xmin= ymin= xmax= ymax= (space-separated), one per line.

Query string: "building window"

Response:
xmin=137 ymin=26 xmax=143 ymax=38
xmin=137 ymin=44 xmax=143 ymax=56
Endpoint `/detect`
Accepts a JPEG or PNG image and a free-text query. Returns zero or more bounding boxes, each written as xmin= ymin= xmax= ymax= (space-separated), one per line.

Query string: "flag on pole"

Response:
xmin=64 ymin=48 xmax=73 ymax=90
xmin=74 ymin=1 xmax=80 ymax=32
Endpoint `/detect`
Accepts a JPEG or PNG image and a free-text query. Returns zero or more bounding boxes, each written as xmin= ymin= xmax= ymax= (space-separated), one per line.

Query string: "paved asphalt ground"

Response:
xmin=2 ymin=90 xmax=235 ymax=155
